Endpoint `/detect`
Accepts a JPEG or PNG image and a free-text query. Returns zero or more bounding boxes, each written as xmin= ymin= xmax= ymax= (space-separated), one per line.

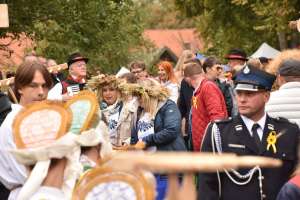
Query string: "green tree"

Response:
xmin=0 ymin=0 xmax=145 ymax=73
xmin=175 ymin=0 xmax=300 ymax=58
xmin=137 ymin=0 xmax=195 ymax=29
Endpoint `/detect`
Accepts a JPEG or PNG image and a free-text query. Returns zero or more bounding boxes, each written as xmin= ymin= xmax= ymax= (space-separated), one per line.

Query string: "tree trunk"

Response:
xmin=290 ymin=32 xmax=300 ymax=49
xmin=277 ymin=31 xmax=287 ymax=50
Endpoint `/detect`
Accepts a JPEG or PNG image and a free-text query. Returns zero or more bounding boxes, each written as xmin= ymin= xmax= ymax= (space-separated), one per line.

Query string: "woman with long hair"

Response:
xmin=157 ymin=61 xmax=179 ymax=103
xmin=127 ymin=79 xmax=186 ymax=200
xmin=88 ymin=75 xmax=137 ymax=147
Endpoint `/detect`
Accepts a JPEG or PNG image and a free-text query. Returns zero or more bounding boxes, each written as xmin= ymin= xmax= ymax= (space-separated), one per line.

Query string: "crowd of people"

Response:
xmin=0 ymin=47 xmax=299 ymax=200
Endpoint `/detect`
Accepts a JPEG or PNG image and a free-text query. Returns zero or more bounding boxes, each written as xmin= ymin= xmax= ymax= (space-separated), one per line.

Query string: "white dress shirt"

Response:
xmin=0 ymin=104 xmax=28 ymax=199
xmin=241 ymin=113 xmax=267 ymax=140
xmin=47 ymin=82 xmax=63 ymax=101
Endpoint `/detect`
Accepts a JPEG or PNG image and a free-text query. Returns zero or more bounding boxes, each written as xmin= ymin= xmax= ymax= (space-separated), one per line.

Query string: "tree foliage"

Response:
xmin=175 ymin=0 xmax=300 ymax=58
xmin=137 ymin=0 xmax=195 ymax=29
xmin=0 ymin=0 xmax=145 ymax=73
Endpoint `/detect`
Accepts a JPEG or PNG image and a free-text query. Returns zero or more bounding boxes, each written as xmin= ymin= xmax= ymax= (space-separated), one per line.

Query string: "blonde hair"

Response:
xmin=266 ymin=49 xmax=300 ymax=75
xmin=123 ymin=79 xmax=169 ymax=117
xmin=87 ymin=74 xmax=125 ymax=102
xmin=138 ymin=79 xmax=159 ymax=116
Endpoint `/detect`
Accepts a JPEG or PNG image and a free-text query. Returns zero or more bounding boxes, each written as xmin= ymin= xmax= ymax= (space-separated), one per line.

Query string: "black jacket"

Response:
xmin=216 ymin=79 xmax=233 ymax=117
xmin=0 ymin=92 xmax=11 ymax=200
xmin=178 ymin=79 xmax=194 ymax=132
xmin=0 ymin=92 xmax=11 ymax=126
xmin=198 ymin=115 xmax=299 ymax=200
xmin=131 ymin=99 xmax=186 ymax=151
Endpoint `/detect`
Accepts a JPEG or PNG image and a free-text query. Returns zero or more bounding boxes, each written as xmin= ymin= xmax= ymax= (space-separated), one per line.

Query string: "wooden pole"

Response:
xmin=0 ymin=4 xmax=9 ymax=28
xmin=8 ymin=86 xmax=18 ymax=104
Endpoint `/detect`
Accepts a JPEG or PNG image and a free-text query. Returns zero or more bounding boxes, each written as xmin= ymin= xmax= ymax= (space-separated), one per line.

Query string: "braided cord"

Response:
xmin=211 ymin=123 xmax=265 ymax=200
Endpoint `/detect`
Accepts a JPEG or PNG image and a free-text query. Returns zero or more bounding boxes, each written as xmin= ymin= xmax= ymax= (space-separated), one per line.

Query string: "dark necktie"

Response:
xmin=252 ymin=123 xmax=261 ymax=148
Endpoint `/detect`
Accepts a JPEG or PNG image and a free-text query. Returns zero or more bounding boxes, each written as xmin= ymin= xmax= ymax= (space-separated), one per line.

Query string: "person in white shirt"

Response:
xmin=266 ymin=58 xmax=300 ymax=127
xmin=47 ymin=52 xmax=88 ymax=101
xmin=0 ymin=61 xmax=53 ymax=199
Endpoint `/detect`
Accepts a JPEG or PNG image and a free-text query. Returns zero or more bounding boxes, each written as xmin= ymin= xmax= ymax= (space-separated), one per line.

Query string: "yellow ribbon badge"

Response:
xmin=266 ymin=131 xmax=277 ymax=153
xmin=192 ymin=96 xmax=198 ymax=109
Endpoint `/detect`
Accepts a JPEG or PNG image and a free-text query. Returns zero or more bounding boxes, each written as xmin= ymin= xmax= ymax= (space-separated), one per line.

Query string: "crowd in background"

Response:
xmin=0 ymin=47 xmax=300 ymax=200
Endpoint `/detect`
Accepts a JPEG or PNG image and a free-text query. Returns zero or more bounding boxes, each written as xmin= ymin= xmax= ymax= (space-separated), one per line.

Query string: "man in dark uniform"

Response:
xmin=198 ymin=64 xmax=299 ymax=200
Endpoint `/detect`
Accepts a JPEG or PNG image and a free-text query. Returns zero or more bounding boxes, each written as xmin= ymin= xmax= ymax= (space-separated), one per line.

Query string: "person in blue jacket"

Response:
xmin=128 ymin=79 xmax=186 ymax=200
xmin=276 ymin=174 xmax=300 ymax=200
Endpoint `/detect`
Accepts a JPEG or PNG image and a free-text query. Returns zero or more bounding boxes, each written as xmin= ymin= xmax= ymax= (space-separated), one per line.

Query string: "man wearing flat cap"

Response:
xmin=48 ymin=52 xmax=88 ymax=101
xmin=266 ymin=59 xmax=300 ymax=127
xmin=198 ymin=64 xmax=299 ymax=200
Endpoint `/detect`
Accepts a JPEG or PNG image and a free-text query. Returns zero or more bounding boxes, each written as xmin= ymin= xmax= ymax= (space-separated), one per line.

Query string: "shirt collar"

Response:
xmin=241 ymin=112 xmax=267 ymax=132
xmin=70 ymin=75 xmax=86 ymax=83
xmin=193 ymin=77 xmax=205 ymax=95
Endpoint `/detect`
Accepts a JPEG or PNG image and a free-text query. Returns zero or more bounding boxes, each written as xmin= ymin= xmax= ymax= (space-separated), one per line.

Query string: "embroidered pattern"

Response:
xmin=109 ymin=119 xmax=118 ymax=130
xmin=137 ymin=121 xmax=153 ymax=132
xmin=192 ymin=96 xmax=198 ymax=109
xmin=86 ymin=181 xmax=136 ymax=200
xmin=137 ymin=112 xmax=154 ymax=140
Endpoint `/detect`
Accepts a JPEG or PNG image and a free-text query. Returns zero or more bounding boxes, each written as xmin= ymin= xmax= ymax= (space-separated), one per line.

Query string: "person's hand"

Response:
xmin=82 ymin=145 xmax=101 ymax=163
xmin=133 ymin=140 xmax=146 ymax=150
xmin=113 ymin=143 xmax=131 ymax=151
xmin=112 ymin=141 xmax=146 ymax=151
xmin=42 ymin=158 xmax=67 ymax=188
xmin=289 ymin=20 xmax=298 ymax=29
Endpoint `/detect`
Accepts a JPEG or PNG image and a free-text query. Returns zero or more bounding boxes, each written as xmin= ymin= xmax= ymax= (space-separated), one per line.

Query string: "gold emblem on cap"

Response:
xmin=243 ymin=65 xmax=250 ymax=74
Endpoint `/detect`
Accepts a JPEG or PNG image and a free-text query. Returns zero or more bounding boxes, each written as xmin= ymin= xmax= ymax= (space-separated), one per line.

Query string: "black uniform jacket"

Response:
xmin=198 ymin=115 xmax=299 ymax=200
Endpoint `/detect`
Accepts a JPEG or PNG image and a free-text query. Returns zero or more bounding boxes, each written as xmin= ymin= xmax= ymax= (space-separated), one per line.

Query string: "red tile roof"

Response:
xmin=0 ymin=29 xmax=204 ymax=71
xmin=0 ymin=34 xmax=33 ymax=69
xmin=143 ymin=28 xmax=204 ymax=57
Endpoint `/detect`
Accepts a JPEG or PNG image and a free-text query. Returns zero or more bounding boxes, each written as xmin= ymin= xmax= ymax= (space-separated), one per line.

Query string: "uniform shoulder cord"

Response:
xmin=211 ymin=123 xmax=266 ymax=200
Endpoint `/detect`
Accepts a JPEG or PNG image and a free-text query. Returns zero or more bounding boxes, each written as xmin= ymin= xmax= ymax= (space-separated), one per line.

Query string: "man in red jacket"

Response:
xmin=184 ymin=62 xmax=228 ymax=151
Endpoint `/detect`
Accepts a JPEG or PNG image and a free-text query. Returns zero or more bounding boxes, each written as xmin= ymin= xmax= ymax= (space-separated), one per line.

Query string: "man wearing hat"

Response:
xmin=266 ymin=59 xmax=300 ymax=127
xmin=62 ymin=52 xmax=88 ymax=94
xmin=48 ymin=52 xmax=88 ymax=101
xmin=225 ymin=48 xmax=248 ymax=73
xmin=198 ymin=64 xmax=299 ymax=200
xmin=223 ymin=48 xmax=248 ymax=117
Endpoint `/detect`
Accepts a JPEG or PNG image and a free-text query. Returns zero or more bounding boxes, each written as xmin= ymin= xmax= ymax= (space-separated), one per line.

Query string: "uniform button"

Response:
xmin=282 ymin=153 xmax=286 ymax=157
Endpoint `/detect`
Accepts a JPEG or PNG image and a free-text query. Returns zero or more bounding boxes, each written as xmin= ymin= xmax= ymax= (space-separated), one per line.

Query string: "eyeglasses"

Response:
xmin=74 ymin=63 xmax=86 ymax=68
xmin=132 ymin=69 xmax=143 ymax=74
xmin=72 ymin=61 xmax=86 ymax=68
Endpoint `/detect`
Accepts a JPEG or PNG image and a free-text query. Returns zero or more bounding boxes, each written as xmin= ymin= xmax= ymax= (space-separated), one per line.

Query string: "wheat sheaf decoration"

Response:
xmin=87 ymin=74 xmax=128 ymax=97
xmin=119 ymin=82 xmax=170 ymax=101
